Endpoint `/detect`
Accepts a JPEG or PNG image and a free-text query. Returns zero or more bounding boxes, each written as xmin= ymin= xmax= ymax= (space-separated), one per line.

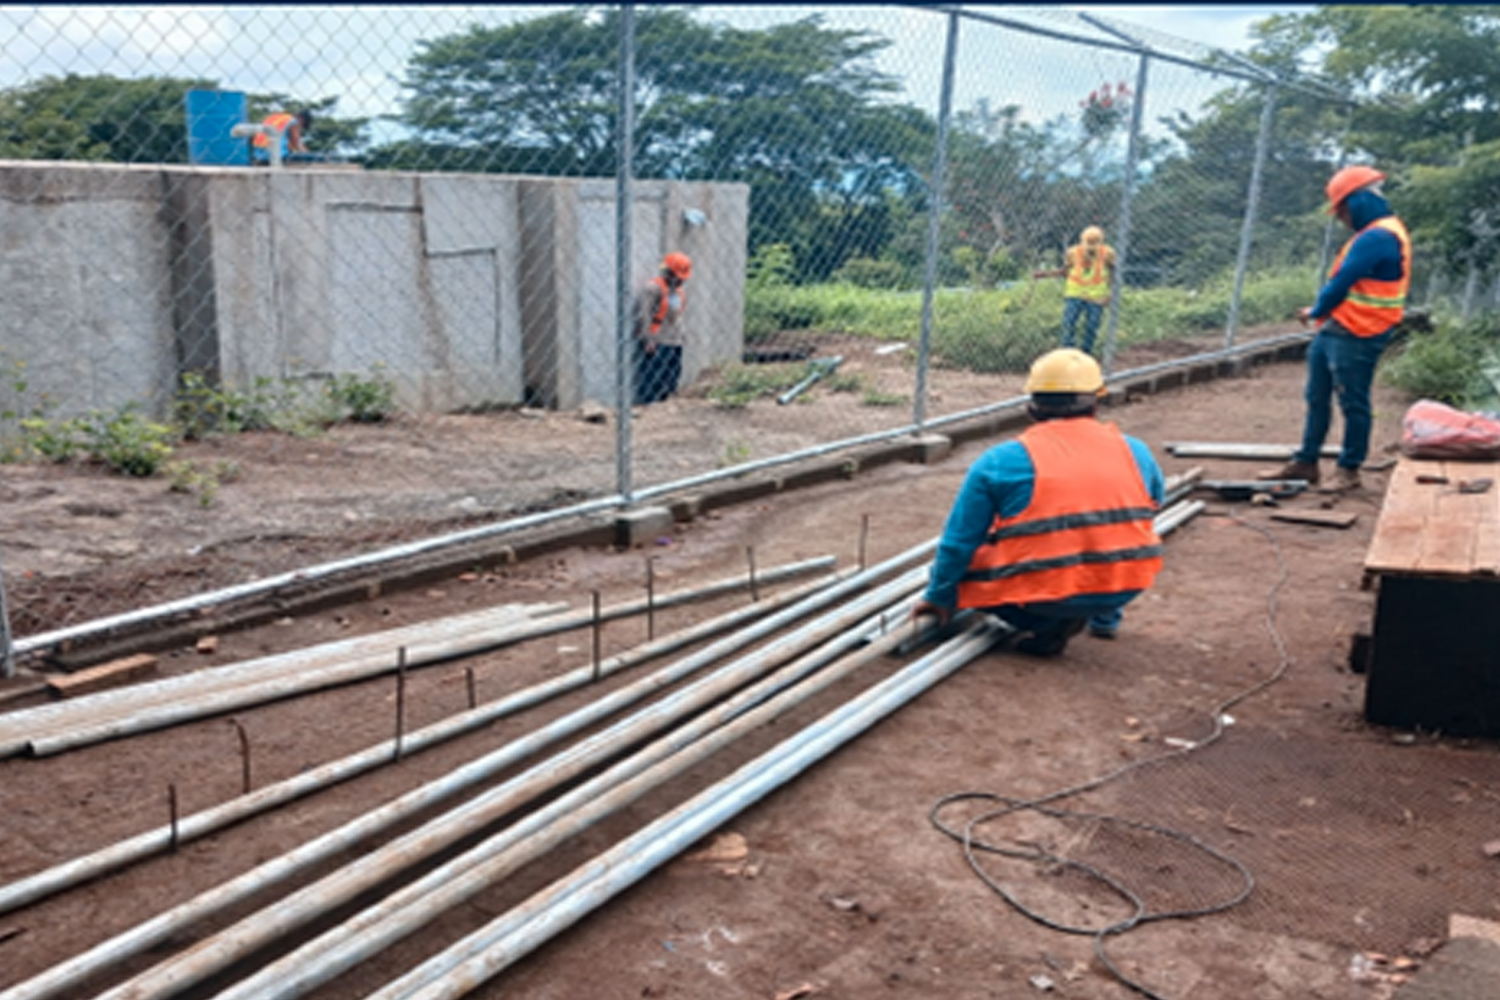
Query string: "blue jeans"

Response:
xmin=1295 ymin=323 xmax=1395 ymax=469
xmin=985 ymin=593 xmax=1137 ymax=641
xmin=1061 ymin=298 xmax=1105 ymax=354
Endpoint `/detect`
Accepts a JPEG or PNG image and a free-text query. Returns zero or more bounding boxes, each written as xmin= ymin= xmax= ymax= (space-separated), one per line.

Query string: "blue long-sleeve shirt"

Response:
xmin=924 ymin=424 xmax=1165 ymax=611
xmin=1310 ymin=188 xmax=1406 ymax=322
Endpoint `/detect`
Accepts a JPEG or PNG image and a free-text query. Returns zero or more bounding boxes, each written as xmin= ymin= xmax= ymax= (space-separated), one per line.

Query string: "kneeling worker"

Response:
xmin=913 ymin=349 xmax=1165 ymax=656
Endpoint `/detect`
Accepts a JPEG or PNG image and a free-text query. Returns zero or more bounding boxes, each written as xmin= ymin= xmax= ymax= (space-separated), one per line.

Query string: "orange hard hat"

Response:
xmin=662 ymin=252 xmax=692 ymax=279
xmin=1080 ymin=226 xmax=1104 ymax=245
xmin=1326 ymin=165 xmax=1385 ymax=213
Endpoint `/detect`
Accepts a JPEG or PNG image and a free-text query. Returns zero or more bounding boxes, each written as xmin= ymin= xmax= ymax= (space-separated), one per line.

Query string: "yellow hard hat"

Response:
xmin=1025 ymin=348 xmax=1105 ymax=395
xmin=1080 ymin=226 xmax=1105 ymax=245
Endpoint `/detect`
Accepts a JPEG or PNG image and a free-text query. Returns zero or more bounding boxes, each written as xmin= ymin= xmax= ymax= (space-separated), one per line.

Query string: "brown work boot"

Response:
xmin=1259 ymin=460 xmax=1319 ymax=485
xmin=1320 ymin=466 xmax=1361 ymax=493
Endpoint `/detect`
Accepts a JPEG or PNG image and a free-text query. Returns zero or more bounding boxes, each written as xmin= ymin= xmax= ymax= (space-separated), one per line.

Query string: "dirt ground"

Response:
xmin=2 ymin=334 xmax=1499 ymax=1000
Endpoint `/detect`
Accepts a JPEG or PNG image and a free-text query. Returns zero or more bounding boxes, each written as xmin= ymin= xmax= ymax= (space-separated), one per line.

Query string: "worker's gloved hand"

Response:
xmin=1297 ymin=307 xmax=1315 ymax=326
xmin=911 ymin=600 xmax=952 ymax=628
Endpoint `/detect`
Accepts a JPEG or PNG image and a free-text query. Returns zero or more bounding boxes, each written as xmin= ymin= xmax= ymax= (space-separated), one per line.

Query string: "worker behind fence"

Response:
xmin=634 ymin=252 xmax=692 ymax=405
xmin=913 ymin=348 xmax=1165 ymax=656
xmin=1264 ymin=165 xmax=1411 ymax=494
xmin=251 ymin=109 xmax=312 ymax=165
xmin=1032 ymin=226 xmax=1117 ymax=355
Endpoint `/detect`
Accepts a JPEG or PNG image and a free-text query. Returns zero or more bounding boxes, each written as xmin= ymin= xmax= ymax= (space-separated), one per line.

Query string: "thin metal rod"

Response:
xmin=0 ymin=545 xmax=13 ymax=678
xmin=233 ymin=719 xmax=252 ymax=795
xmin=395 ymin=648 xmax=408 ymax=762
xmin=645 ymin=557 xmax=655 ymax=641
xmin=465 ymin=668 xmax=476 ymax=711
xmin=746 ymin=548 xmax=759 ymax=602
xmin=167 ymin=785 xmax=179 ymax=854
xmin=1102 ymin=51 xmax=1150 ymax=376
xmin=0 ymin=573 xmax=841 ymax=922
xmin=859 ymin=514 xmax=870 ymax=571
xmin=912 ymin=9 xmax=959 ymax=431
xmin=591 ymin=593 xmax=602 ymax=682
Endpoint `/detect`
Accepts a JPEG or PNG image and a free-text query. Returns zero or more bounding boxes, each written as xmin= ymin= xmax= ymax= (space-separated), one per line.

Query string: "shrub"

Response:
xmin=1381 ymin=315 xmax=1500 ymax=407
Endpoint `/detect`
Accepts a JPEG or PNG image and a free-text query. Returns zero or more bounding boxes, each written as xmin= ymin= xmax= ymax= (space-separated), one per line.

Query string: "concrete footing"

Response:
xmin=613 ymin=506 xmax=675 ymax=549
xmin=908 ymin=433 xmax=953 ymax=465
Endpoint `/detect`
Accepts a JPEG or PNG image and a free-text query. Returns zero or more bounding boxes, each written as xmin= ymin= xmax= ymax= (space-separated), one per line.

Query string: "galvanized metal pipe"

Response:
xmin=3 ymin=557 xmax=836 ymax=759
xmin=371 ymin=622 xmax=1007 ymax=1000
xmin=88 ymin=568 xmax=928 ymax=1000
xmin=210 ymin=593 xmax=923 ymax=1000
xmin=0 ymin=542 xmax=932 ymax=1000
xmin=0 ymin=572 xmax=840 ymax=919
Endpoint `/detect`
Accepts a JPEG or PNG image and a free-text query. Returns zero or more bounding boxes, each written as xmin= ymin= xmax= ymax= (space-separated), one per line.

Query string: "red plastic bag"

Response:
xmin=1400 ymin=399 xmax=1500 ymax=459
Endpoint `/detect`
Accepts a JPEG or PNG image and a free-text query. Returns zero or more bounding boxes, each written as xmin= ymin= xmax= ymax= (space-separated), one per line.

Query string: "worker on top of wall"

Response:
xmin=251 ymin=109 xmax=312 ymax=165
xmin=634 ymin=252 xmax=692 ymax=405
xmin=913 ymin=348 xmax=1165 ymax=656
xmin=1032 ymin=226 xmax=1118 ymax=356
xmin=1263 ymin=165 xmax=1411 ymax=494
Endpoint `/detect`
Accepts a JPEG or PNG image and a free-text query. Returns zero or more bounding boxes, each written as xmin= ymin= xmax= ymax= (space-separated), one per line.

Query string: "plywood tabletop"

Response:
xmin=1364 ymin=456 xmax=1500 ymax=578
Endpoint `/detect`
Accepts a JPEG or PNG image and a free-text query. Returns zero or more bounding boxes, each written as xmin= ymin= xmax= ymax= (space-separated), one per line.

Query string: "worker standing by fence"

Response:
xmin=1033 ymin=226 xmax=1118 ymax=356
xmin=634 ymin=252 xmax=692 ymax=405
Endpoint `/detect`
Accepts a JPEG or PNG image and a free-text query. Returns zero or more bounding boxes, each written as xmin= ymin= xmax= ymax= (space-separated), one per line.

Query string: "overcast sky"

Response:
xmin=0 ymin=4 xmax=1315 ymax=139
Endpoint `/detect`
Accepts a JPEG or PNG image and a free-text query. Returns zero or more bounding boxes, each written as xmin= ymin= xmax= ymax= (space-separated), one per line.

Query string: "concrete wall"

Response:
xmin=0 ymin=160 xmax=748 ymax=420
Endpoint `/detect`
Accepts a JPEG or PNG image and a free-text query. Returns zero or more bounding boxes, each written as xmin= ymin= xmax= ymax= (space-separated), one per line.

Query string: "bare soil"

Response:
xmin=2 ymin=329 xmax=1497 ymax=1000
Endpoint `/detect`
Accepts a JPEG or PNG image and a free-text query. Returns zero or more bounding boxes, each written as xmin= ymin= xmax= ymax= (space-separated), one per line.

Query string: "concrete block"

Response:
xmin=1392 ymin=936 xmax=1500 ymax=1000
xmin=614 ymin=506 xmax=675 ymax=549
xmin=907 ymin=433 xmax=953 ymax=465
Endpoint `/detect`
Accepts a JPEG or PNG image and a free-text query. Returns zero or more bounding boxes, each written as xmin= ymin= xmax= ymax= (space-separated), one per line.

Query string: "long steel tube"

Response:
xmin=88 ymin=568 xmax=929 ymax=1000
xmin=208 ymin=595 xmax=922 ymax=1000
xmin=371 ymin=622 xmax=1007 ymax=1000
xmin=2 ymin=556 xmax=835 ymax=759
xmin=0 ymin=572 xmax=840 ymax=919
xmin=0 ymin=542 xmax=932 ymax=1000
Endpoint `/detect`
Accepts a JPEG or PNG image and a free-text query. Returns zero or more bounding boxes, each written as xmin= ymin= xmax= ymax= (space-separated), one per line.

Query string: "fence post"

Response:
xmin=912 ymin=10 xmax=959 ymax=432
xmin=1225 ymin=81 xmax=1278 ymax=349
xmin=615 ymin=4 xmax=637 ymax=502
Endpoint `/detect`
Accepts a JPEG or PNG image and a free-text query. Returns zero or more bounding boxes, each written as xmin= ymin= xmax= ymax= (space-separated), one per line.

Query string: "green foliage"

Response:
xmin=166 ymin=458 xmax=241 ymax=507
xmin=22 ymin=406 xmax=176 ymax=476
xmin=0 ymin=73 xmax=216 ymax=163
xmin=832 ymin=257 xmax=907 ymax=290
xmin=706 ymin=363 xmax=807 ymax=409
xmin=861 ymin=388 xmax=907 ymax=407
xmin=1381 ymin=314 xmax=1500 ymax=407
xmin=324 ymin=368 xmax=397 ymax=423
xmin=173 ymin=373 xmax=290 ymax=440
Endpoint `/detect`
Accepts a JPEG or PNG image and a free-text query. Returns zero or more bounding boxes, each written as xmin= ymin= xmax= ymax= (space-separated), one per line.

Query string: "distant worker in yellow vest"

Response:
xmin=251 ymin=109 xmax=312 ymax=165
xmin=1263 ymin=165 xmax=1410 ymax=494
xmin=913 ymin=348 xmax=1165 ymax=656
xmin=1032 ymin=226 xmax=1117 ymax=355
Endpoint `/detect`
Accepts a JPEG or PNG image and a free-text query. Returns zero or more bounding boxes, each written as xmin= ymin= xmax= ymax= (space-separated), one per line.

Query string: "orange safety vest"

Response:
xmin=1329 ymin=217 xmax=1411 ymax=337
xmin=956 ymin=419 xmax=1163 ymax=609
xmin=1064 ymin=244 xmax=1112 ymax=302
xmin=648 ymin=276 xmax=685 ymax=336
xmin=253 ymin=112 xmax=295 ymax=150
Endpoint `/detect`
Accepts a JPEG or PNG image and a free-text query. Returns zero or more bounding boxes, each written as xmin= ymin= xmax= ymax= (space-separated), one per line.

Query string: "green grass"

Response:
xmin=744 ymin=265 xmax=1322 ymax=375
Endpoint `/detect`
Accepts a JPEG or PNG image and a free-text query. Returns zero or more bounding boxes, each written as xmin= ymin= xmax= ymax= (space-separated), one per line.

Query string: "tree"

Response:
xmin=0 ymin=74 xmax=216 ymax=163
xmin=380 ymin=9 xmax=933 ymax=279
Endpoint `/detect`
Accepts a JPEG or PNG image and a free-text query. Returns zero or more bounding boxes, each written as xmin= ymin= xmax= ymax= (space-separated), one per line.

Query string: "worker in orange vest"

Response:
xmin=1265 ymin=165 xmax=1411 ymax=494
xmin=633 ymin=252 xmax=692 ymax=405
xmin=251 ymin=109 xmax=312 ymax=164
xmin=1033 ymin=226 xmax=1117 ymax=355
xmin=914 ymin=348 xmax=1165 ymax=656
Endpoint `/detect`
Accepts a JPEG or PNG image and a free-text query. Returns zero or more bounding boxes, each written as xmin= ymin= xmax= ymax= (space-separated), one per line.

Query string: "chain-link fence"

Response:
xmin=0 ymin=4 xmax=1375 ymax=663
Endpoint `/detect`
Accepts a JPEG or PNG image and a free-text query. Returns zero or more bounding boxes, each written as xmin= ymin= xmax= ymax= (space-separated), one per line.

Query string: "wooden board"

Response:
xmin=1270 ymin=509 xmax=1358 ymax=529
xmin=1365 ymin=457 xmax=1500 ymax=578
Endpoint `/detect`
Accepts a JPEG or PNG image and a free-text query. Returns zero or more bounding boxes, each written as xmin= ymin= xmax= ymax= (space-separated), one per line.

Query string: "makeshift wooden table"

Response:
xmin=1362 ymin=455 xmax=1500 ymax=735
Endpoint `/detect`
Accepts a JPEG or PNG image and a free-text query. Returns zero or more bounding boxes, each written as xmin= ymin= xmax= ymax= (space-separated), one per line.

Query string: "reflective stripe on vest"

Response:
xmin=649 ymin=276 xmax=684 ymax=336
xmin=253 ymin=112 xmax=295 ymax=150
xmin=1064 ymin=245 xmax=1110 ymax=302
xmin=1329 ymin=217 xmax=1411 ymax=337
xmin=956 ymin=419 xmax=1162 ymax=609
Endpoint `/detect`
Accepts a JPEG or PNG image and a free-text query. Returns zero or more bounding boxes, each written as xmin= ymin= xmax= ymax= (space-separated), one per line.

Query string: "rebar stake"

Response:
xmin=465 ymin=666 xmax=477 ymax=710
xmin=394 ymin=647 xmax=408 ymax=762
xmin=231 ymin=718 xmax=251 ymax=795
xmin=747 ymin=546 xmax=760 ymax=602
xmin=591 ymin=591 xmax=603 ymax=682
xmin=168 ymin=784 xmax=180 ymax=853
xmin=859 ymin=514 xmax=871 ymax=570
xmin=646 ymin=556 xmax=656 ymax=641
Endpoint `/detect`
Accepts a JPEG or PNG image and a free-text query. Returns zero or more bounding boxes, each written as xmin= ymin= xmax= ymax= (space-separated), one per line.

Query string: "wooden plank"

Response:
xmin=1270 ymin=509 xmax=1358 ymax=529
xmin=46 ymin=653 xmax=159 ymax=698
xmin=1365 ymin=457 xmax=1446 ymax=573
xmin=1367 ymin=456 xmax=1500 ymax=577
